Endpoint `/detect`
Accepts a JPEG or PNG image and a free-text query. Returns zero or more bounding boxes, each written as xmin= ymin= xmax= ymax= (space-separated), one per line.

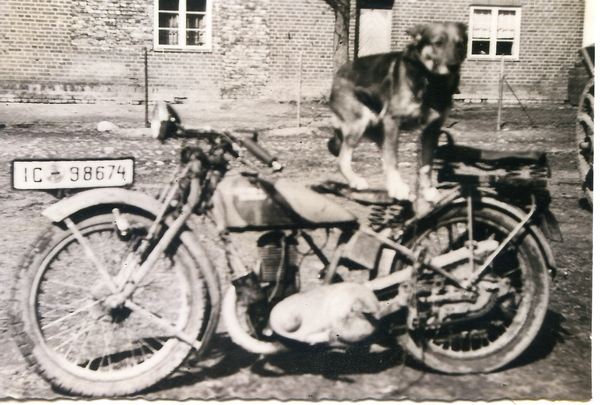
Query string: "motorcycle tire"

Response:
xmin=398 ymin=205 xmax=550 ymax=374
xmin=576 ymin=78 xmax=594 ymax=207
xmin=10 ymin=211 xmax=220 ymax=397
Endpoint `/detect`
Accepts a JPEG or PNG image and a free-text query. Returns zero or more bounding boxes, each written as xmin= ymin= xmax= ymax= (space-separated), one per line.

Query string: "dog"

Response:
xmin=328 ymin=22 xmax=467 ymax=204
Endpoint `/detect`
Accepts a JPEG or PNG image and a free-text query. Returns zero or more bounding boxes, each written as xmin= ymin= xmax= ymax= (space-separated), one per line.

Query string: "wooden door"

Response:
xmin=357 ymin=8 xmax=392 ymax=57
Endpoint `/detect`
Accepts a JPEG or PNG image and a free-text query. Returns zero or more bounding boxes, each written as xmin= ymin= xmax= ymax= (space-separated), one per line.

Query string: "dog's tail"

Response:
xmin=328 ymin=128 xmax=343 ymax=157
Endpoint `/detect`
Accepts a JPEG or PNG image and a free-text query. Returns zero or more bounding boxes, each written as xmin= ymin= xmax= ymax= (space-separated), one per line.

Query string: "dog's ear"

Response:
xmin=407 ymin=24 xmax=427 ymax=46
xmin=454 ymin=22 xmax=469 ymax=60
xmin=456 ymin=22 xmax=468 ymax=44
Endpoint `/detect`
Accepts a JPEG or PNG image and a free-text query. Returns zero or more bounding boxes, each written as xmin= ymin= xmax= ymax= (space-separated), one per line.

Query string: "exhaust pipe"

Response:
xmin=222 ymin=287 xmax=287 ymax=355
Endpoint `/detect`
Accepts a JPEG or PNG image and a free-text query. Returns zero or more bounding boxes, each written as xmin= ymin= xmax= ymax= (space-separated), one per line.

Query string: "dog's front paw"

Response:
xmin=415 ymin=197 xmax=434 ymax=217
xmin=350 ymin=177 xmax=370 ymax=191
xmin=387 ymin=178 xmax=415 ymax=201
xmin=420 ymin=186 xmax=441 ymax=203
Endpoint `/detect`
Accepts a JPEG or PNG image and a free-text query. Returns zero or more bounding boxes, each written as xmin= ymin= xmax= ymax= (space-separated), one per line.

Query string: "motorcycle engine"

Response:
xmin=256 ymin=231 xmax=300 ymax=295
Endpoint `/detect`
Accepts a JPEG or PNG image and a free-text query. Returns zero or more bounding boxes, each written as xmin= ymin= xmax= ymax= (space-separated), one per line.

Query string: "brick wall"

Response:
xmin=267 ymin=0 xmax=335 ymax=100
xmin=0 ymin=0 xmax=336 ymax=102
xmin=387 ymin=0 xmax=585 ymax=103
xmin=0 ymin=0 xmax=585 ymax=103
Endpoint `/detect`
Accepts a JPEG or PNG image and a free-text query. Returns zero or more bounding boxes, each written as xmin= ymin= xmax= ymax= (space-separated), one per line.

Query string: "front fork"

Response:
xmin=62 ymin=173 xmax=203 ymax=349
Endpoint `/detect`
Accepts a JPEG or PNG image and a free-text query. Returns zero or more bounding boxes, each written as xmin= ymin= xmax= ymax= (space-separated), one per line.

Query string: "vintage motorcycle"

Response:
xmin=10 ymin=102 xmax=562 ymax=397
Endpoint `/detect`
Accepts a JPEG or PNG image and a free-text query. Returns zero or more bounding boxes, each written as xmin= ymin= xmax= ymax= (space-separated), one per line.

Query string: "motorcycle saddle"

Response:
xmin=436 ymin=131 xmax=547 ymax=168
xmin=436 ymin=143 xmax=547 ymax=167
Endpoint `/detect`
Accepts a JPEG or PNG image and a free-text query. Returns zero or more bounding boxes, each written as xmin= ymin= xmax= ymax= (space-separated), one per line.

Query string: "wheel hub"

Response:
xmin=90 ymin=283 xmax=132 ymax=322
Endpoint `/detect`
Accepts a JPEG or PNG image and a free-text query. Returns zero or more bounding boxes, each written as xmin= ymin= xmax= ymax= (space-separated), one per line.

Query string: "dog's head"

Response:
xmin=406 ymin=22 xmax=468 ymax=76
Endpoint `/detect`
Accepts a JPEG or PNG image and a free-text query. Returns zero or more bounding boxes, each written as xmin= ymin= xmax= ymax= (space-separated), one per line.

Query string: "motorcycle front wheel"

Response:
xmin=10 ymin=211 xmax=219 ymax=397
xmin=399 ymin=205 xmax=550 ymax=374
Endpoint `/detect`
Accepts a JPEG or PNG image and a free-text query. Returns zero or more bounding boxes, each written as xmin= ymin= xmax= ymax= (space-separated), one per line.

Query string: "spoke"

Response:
xmin=433 ymin=229 xmax=444 ymax=255
xmin=47 ymin=322 xmax=92 ymax=342
xmin=124 ymin=324 xmax=142 ymax=368
xmin=124 ymin=299 xmax=201 ymax=350
xmin=447 ymin=223 xmax=455 ymax=247
xmin=74 ymin=319 xmax=95 ymax=366
xmin=45 ymin=279 xmax=91 ymax=291
xmin=64 ymin=218 xmax=118 ymax=293
xmin=41 ymin=300 xmax=100 ymax=330
xmin=39 ymin=297 xmax=91 ymax=320
xmin=140 ymin=338 xmax=160 ymax=355
xmin=462 ymin=331 xmax=470 ymax=351
xmin=115 ymin=251 xmax=140 ymax=291
xmin=55 ymin=319 xmax=96 ymax=353
xmin=100 ymin=321 xmax=114 ymax=371
xmin=467 ymin=194 xmax=475 ymax=273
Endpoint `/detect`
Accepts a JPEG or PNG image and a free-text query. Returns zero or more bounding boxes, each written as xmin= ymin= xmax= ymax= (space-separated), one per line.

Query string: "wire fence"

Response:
xmin=449 ymin=102 xmax=578 ymax=131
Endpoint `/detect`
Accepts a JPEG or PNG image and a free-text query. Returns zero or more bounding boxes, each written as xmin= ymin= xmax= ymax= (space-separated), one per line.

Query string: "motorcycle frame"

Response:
xmin=42 ymin=161 xmax=557 ymax=302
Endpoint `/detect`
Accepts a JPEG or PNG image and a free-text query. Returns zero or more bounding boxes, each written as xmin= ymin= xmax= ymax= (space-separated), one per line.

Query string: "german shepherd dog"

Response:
xmin=328 ymin=22 xmax=467 ymax=204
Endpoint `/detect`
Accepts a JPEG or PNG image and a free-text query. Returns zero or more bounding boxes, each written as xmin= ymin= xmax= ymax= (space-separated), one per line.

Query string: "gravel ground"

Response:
xmin=0 ymin=100 xmax=593 ymax=401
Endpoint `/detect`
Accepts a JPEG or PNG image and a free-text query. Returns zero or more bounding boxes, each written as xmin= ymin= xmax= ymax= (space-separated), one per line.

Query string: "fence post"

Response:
xmin=144 ymin=47 xmax=150 ymax=127
xmin=297 ymin=51 xmax=303 ymax=128
xmin=497 ymin=56 xmax=505 ymax=130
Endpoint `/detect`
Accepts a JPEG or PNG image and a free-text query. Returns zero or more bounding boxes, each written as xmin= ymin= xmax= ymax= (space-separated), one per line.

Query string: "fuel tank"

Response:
xmin=211 ymin=175 xmax=357 ymax=231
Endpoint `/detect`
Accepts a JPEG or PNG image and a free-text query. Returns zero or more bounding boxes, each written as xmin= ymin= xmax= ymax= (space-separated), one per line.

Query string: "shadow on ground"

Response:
xmin=146 ymin=309 xmax=566 ymax=395
xmin=499 ymin=310 xmax=567 ymax=371
xmin=146 ymin=332 xmax=421 ymax=394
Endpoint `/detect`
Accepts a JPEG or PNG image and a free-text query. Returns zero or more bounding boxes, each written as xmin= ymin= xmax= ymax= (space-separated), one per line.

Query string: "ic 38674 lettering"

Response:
xmin=13 ymin=159 xmax=134 ymax=190
xmin=70 ymin=165 xmax=127 ymax=182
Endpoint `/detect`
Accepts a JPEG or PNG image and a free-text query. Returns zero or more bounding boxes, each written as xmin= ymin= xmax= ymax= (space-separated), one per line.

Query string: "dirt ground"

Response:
xmin=0 ymin=100 xmax=592 ymax=401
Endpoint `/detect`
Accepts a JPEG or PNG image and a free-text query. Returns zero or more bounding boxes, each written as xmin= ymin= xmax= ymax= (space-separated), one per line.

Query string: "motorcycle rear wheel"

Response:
xmin=10 ymin=212 xmax=218 ymax=397
xmin=399 ymin=205 xmax=550 ymax=374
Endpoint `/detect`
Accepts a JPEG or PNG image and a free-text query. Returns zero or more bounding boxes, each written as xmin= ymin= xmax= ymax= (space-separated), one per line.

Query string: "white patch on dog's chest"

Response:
xmin=394 ymin=87 xmax=426 ymax=129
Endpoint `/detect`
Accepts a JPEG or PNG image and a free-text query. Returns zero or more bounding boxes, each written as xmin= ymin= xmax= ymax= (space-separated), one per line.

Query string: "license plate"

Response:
xmin=12 ymin=158 xmax=135 ymax=190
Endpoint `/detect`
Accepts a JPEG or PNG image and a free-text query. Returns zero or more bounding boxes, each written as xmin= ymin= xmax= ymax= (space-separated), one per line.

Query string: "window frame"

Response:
xmin=468 ymin=5 xmax=521 ymax=60
xmin=153 ymin=0 xmax=212 ymax=52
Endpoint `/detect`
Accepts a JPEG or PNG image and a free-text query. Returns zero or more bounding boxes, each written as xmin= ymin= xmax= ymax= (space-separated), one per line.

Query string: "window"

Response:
xmin=154 ymin=0 xmax=212 ymax=51
xmin=468 ymin=6 xmax=521 ymax=59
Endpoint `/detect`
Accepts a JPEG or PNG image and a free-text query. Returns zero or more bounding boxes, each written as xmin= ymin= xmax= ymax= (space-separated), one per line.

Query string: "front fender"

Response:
xmin=42 ymin=188 xmax=163 ymax=222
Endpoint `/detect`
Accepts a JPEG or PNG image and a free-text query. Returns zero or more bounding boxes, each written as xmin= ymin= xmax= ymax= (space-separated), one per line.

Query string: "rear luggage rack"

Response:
xmin=434 ymin=131 xmax=550 ymax=190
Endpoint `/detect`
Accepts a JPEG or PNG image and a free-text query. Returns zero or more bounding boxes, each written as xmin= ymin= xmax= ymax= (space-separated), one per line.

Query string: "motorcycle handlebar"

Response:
xmin=236 ymin=135 xmax=282 ymax=171
xmin=169 ymin=127 xmax=282 ymax=171
xmin=151 ymin=102 xmax=281 ymax=170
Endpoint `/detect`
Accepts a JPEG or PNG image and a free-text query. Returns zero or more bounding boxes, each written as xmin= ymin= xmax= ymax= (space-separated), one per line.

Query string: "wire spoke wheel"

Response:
xmin=576 ymin=79 xmax=594 ymax=207
xmin=399 ymin=205 xmax=549 ymax=374
xmin=11 ymin=212 xmax=218 ymax=397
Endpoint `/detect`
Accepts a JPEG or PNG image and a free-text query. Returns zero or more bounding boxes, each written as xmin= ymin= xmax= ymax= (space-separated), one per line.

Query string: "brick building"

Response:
xmin=0 ymin=0 xmax=587 ymax=103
